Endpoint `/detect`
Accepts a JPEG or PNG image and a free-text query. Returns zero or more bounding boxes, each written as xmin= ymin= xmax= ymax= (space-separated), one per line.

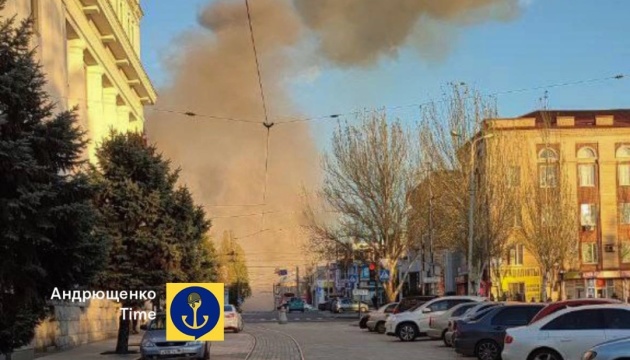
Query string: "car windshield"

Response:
xmin=149 ymin=315 xmax=166 ymax=330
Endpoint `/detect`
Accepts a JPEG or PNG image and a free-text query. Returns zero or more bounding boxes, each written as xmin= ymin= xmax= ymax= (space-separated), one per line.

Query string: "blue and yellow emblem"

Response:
xmin=166 ymin=283 xmax=224 ymax=341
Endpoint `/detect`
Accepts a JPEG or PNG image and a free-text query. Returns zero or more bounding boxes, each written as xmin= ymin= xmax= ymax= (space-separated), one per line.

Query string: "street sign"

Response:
xmin=353 ymin=289 xmax=369 ymax=296
xmin=379 ymin=269 xmax=390 ymax=281
xmin=348 ymin=275 xmax=357 ymax=284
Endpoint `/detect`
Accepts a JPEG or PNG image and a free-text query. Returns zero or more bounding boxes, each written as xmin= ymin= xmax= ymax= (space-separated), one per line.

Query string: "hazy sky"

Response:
xmin=141 ymin=0 xmax=630 ymax=129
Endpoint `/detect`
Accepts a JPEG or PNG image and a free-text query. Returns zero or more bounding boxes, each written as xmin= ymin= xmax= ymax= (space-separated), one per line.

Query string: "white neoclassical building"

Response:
xmin=2 ymin=0 xmax=156 ymax=162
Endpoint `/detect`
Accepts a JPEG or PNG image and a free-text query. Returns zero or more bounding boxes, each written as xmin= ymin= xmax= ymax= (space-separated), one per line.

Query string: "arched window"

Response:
xmin=577 ymin=147 xmax=597 ymax=159
xmin=616 ymin=145 xmax=630 ymax=158
xmin=618 ymin=146 xmax=630 ymax=187
xmin=577 ymin=147 xmax=597 ymax=187
xmin=538 ymin=148 xmax=558 ymax=162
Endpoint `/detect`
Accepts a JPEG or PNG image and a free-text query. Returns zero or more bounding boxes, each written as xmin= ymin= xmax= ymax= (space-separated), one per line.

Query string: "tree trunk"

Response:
xmin=115 ymin=311 xmax=130 ymax=354
xmin=540 ymin=271 xmax=548 ymax=302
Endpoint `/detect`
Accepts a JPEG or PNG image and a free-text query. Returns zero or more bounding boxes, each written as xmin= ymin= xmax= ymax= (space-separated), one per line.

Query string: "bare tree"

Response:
xmin=515 ymin=115 xmax=579 ymax=301
xmin=302 ymin=112 xmax=418 ymax=302
xmin=417 ymin=84 xmax=515 ymax=295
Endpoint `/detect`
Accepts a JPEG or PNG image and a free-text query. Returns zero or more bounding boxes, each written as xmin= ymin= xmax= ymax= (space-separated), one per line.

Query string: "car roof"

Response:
xmin=531 ymin=304 xmax=630 ymax=328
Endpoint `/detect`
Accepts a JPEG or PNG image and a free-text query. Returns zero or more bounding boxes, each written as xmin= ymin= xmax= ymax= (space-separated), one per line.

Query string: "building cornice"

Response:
xmin=71 ymin=0 xmax=156 ymax=105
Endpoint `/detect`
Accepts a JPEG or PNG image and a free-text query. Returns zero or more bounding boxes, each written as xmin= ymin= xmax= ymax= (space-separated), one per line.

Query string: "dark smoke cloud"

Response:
xmin=292 ymin=0 xmax=520 ymax=66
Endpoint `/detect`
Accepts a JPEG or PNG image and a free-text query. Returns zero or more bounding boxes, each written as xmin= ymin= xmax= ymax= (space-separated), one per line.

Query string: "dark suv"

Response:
xmin=454 ymin=303 xmax=545 ymax=360
xmin=392 ymin=295 xmax=439 ymax=314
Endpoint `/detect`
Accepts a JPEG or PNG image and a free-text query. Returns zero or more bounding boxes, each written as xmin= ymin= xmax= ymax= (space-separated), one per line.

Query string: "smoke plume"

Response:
xmin=146 ymin=0 xmax=523 ymax=310
xmin=293 ymin=0 xmax=520 ymax=66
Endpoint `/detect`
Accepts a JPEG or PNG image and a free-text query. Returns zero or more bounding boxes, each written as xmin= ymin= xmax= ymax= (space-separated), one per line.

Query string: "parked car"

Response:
xmin=391 ymin=295 xmax=439 ymax=314
xmin=426 ymin=302 xmax=478 ymax=344
xmin=334 ymin=298 xmax=370 ymax=313
xmin=318 ymin=300 xmax=333 ymax=311
xmin=454 ymin=303 xmax=545 ymax=360
xmin=140 ymin=313 xmax=210 ymax=360
xmin=365 ymin=302 xmax=398 ymax=333
xmin=386 ymin=296 xmax=485 ymax=341
xmin=287 ymin=297 xmax=305 ymax=313
xmin=502 ymin=304 xmax=630 ymax=360
xmin=304 ymin=303 xmax=317 ymax=311
xmin=445 ymin=303 xmax=503 ymax=348
xmin=582 ymin=336 xmax=630 ymax=360
xmin=224 ymin=304 xmax=244 ymax=333
xmin=528 ymin=298 xmax=622 ymax=324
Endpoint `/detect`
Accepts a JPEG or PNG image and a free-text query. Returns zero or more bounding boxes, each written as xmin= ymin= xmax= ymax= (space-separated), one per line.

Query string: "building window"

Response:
xmin=620 ymin=203 xmax=630 ymax=225
xmin=513 ymin=206 xmax=522 ymax=228
xmin=539 ymin=148 xmax=558 ymax=162
xmin=582 ymin=243 xmax=598 ymax=264
xmin=580 ymin=204 xmax=597 ymax=228
xmin=578 ymin=164 xmax=596 ymax=187
xmin=539 ymin=165 xmax=558 ymax=188
xmin=622 ymin=242 xmax=630 ymax=264
xmin=616 ymin=146 xmax=630 ymax=158
xmin=541 ymin=206 xmax=554 ymax=226
xmin=619 ymin=164 xmax=630 ymax=186
xmin=509 ymin=245 xmax=524 ymax=265
xmin=507 ymin=166 xmax=520 ymax=187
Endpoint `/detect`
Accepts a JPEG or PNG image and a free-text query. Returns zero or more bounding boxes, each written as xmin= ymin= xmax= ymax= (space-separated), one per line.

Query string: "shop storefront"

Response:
xmin=564 ymin=271 xmax=630 ymax=301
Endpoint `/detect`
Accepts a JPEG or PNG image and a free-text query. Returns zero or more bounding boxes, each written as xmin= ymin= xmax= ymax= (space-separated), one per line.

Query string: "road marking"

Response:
xmin=295 ymin=318 xmax=301 ymax=320
xmin=306 ymin=318 xmax=311 ymax=320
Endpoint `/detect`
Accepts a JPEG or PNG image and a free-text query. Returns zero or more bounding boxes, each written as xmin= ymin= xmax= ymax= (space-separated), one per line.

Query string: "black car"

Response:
xmin=453 ymin=303 xmax=545 ymax=360
xmin=392 ymin=295 xmax=439 ymax=314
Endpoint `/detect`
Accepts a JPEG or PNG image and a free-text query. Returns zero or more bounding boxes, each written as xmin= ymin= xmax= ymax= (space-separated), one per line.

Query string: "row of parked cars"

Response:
xmin=359 ymin=295 xmax=630 ymax=360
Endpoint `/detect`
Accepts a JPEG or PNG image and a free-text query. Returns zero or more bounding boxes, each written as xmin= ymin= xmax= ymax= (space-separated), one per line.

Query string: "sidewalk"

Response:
xmin=37 ymin=334 xmax=143 ymax=359
xmin=36 ymin=332 xmax=255 ymax=360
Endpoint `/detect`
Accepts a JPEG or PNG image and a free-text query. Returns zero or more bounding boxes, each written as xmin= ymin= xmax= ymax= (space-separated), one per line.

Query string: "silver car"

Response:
xmin=365 ymin=302 xmax=398 ymax=333
xmin=140 ymin=313 xmax=210 ymax=359
xmin=582 ymin=336 xmax=630 ymax=360
xmin=426 ymin=302 xmax=478 ymax=344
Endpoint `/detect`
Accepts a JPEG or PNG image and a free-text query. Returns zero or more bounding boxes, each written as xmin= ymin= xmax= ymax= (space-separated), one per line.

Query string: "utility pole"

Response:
xmin=428 ymin=165 xmax=435 ymax=295
xmin=296 ymin=265 xmax=300 ymax=297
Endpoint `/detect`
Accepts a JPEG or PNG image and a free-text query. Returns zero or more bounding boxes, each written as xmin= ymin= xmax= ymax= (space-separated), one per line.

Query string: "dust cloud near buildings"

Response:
xmin=146 ymin=0 xmax=522 ymax=310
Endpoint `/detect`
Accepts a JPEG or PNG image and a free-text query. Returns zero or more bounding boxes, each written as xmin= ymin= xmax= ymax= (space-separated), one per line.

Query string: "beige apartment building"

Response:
xmin=1 ymin=0 xmax=156 ymax=355
xmin=2 ymin=0 xmax=156 ymax=162
xmin=483 ymin=110 xmax=630 ymax=301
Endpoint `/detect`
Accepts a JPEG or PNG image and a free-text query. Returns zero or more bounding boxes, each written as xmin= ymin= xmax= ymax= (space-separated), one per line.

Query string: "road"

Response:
xmin=38 ymin=312 xmax=457 ymax=359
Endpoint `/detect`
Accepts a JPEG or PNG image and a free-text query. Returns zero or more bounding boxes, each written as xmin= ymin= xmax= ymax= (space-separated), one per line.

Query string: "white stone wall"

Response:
xmin=33 ymin=299 xmax=121 ymax=353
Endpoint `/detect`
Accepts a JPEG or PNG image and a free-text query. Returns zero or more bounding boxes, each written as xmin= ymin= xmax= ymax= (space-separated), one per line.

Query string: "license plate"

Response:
xmin=160 ymin=349 xmax=183 ymax=355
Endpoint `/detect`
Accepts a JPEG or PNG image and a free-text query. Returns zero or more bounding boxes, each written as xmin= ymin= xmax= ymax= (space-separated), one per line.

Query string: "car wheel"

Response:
xmin=528 ymin=348 xmax=564 ymax=360
xmin=396 ymin=323 xmax=417 ymax=342
xmin=376 ymin=321 xmax=386 ymax=334
xmin=476 ymin=340 xmax=501 ymax=360
xmin=443 ymin=332 xmax=452 ymax=347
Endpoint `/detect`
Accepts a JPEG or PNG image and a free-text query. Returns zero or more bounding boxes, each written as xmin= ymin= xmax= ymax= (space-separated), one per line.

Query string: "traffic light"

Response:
xmin=368 ymin=263 xmax=376 ymax=280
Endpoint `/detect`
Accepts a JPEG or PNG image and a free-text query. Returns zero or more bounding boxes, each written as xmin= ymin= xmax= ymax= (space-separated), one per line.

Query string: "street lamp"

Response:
xmin=451 ymin=131 xmax=494 ymax=296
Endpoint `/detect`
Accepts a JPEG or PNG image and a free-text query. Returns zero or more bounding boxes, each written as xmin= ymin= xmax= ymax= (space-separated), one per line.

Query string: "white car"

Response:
xmin=224 ymin=304 xmax=244 ymax=333
xmin=502 ymin=304 xmax=630 ymax=360
xmin=385 ymin=295 xmax=485 ymax=341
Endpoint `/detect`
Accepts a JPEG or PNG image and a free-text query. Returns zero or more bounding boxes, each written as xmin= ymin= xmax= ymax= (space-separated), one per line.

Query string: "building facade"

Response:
xmin=2 ymin=0 xmax=156 ymax=162
xmin=484 ymin=110 xmax=630 ymax=302
xmin=1 ymin=0 xmax=156 ymax=355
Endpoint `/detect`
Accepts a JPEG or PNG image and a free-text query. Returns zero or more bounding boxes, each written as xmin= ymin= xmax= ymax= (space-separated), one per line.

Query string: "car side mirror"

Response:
xmin=422 ymin=308 xmax=432 ymax=314
xmin=140 ymin=324 xmax=147 ymax=331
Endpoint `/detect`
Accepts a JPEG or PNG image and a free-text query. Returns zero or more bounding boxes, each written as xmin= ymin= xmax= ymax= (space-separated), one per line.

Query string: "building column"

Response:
xmin=102 ymin=87 xmax=118 ymax=138
xmin=67 ymin=39 xmax=87 ymax=129
xmin=86 ymin=65 xmax=104 ymax=163
xmin=116 ymin=104 xmax=130 ymax=134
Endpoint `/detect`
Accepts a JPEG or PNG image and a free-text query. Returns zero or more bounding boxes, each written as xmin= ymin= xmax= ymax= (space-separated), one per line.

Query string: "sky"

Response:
xmin=141 ymin=0 xmax=630 ymax=134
